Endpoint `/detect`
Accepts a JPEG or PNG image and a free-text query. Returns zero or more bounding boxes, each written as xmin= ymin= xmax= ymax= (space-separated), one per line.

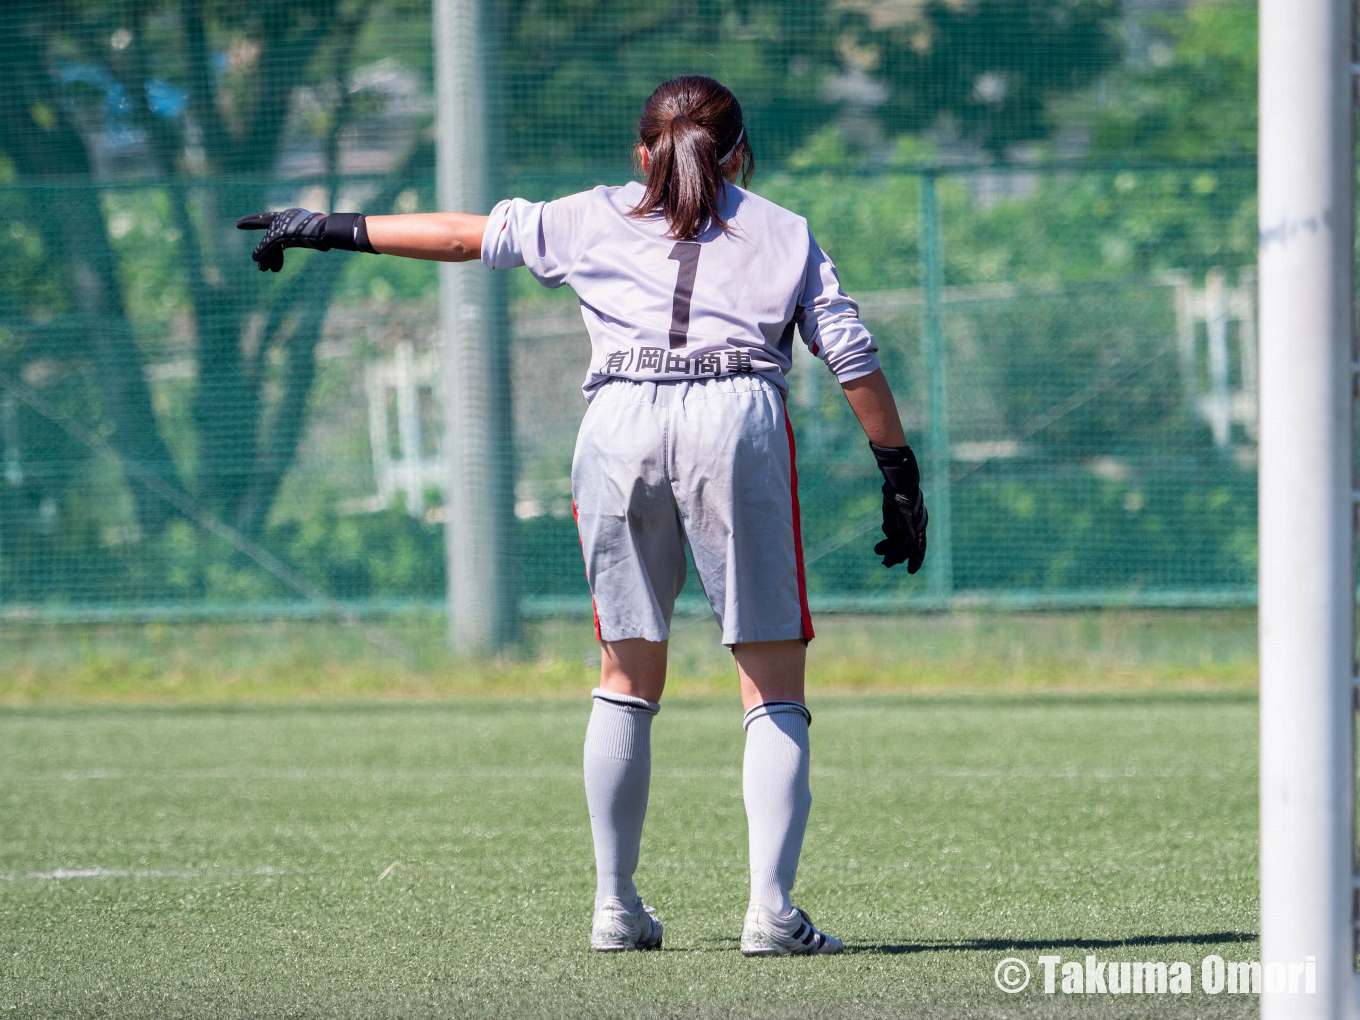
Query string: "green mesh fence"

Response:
xmin=0 ymin=0 xmax=1259 ymax=622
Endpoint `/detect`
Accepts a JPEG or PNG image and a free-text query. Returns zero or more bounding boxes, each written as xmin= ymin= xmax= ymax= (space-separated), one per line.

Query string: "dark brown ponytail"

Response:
xmin=630 ymin=75 xmax=754 ymax=240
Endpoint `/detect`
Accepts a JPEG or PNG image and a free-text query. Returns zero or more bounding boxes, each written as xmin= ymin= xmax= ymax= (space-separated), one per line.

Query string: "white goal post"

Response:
xmin=1258 ymin=1 xmax=1357 ymax=1017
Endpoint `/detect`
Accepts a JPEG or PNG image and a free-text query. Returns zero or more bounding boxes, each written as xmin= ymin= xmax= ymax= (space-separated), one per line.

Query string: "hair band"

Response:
xmin=719 ymin=126 xmax=745 ymax=164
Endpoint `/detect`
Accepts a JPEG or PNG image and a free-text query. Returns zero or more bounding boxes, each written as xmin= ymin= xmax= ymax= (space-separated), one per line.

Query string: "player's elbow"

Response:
xmin=437 ymin=214 xmax=488 ymax=262
xmin=439 ymin=235 xmax=482 ymax=262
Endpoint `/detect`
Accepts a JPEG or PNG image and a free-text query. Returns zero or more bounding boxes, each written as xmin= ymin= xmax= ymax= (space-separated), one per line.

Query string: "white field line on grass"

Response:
xmin=0 ymin=866 xmax=286 ymax=882
xmin=5 ymin=765 xmax=1239 ymax=782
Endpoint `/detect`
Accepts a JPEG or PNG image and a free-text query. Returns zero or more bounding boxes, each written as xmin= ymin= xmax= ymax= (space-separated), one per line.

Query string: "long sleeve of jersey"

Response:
xmin=481 ymin=196 xmax=584 ymax=286
xmin=795 ymin=231 xmax=881 ymax=384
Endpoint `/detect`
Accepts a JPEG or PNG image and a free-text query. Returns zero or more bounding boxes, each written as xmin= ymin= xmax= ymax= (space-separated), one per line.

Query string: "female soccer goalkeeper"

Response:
xmin=238 ymin=75 xmax=927 ymax=957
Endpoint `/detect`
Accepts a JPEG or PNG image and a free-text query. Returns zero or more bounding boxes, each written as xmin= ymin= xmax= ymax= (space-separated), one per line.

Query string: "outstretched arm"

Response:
xmin=364 ymin=214 xmax=488 ymax=262
xmin=236 ymin=208 xmax=489 ymax=271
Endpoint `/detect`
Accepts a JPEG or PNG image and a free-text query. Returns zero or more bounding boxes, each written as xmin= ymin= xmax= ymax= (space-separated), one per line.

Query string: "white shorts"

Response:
xmin=570 ymin=373 xmax=814 ymax=646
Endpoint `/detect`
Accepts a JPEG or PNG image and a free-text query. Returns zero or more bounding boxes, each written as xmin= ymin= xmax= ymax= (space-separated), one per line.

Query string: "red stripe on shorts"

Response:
xmin=571 ymin=499 xmax=603 ymax=642
xmin=780 ymin=400 xmax=815 ymax=641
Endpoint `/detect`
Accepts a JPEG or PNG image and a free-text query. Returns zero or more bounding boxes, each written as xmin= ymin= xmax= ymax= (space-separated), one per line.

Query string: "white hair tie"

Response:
xmin=719 ymin=126 xmax=745 ymax=164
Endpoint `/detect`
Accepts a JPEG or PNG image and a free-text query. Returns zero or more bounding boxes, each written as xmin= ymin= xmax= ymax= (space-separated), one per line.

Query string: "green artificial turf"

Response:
xmin=0 ymin=609 xmax=1259 ymax=705
xmin=0 ymin=692 xmax=1260 ymax=1018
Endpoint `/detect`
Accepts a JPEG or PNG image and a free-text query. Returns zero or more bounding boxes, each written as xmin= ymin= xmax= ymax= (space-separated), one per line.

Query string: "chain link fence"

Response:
xmin=0 ymin=0 xmax=1261 ymax=623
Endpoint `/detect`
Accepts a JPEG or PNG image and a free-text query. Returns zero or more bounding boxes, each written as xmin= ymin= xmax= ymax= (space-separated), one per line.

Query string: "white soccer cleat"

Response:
xmin=741 ymin=905 xmax=844 ymax=956
xmin=590 ymin=896 xmax=663 ymax=952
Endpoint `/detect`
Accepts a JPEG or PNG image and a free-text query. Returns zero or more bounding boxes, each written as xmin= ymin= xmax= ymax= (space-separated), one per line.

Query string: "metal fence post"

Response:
xmin=920 ymin=170 xmax=954 ymax=601
xmin=0 ymin=393 xmax=18 ymax=609
xmin=0 ymin=394 xmax=7 ymax=607
xmin=433 ymin=0 xmax=517 ymax=653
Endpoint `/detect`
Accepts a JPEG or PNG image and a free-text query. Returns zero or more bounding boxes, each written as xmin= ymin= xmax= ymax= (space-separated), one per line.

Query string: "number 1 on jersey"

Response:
xmin=667 ymin=241 xmax=701 ymax=349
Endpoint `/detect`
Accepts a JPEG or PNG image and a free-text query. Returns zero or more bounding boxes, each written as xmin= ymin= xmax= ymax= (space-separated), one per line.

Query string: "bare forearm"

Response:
xmin=364 ymin=213 xmax=489 ymax=262
xmin=841 ymin=369 xmax=908 ymax=447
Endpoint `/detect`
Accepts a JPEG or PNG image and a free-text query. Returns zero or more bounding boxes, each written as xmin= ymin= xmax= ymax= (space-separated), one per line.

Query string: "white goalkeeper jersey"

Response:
xmin=481 ymin=180 xmax=880 ymax=400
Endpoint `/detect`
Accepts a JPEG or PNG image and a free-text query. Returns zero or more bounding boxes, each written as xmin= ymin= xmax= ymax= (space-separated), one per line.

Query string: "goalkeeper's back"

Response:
xmin=481 ymin=180 xmax=881 ymax=399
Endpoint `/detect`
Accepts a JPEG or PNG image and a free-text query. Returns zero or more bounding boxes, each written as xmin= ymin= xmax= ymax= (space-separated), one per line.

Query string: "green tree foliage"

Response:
xmin=496 ymin=0 xmax=839 ymax=172
xmin=498 ymin=0 xmax=1125 ymax=170
xmin=842 ymin=0 xmax=1122 ymax=155
xmin=0 ymin=0 xmax=432 ymax=548
xmin=1067 ymin=1 xmax=1256 ymax=160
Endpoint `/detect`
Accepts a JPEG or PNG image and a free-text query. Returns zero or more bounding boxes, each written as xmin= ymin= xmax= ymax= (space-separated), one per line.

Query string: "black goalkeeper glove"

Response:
xmin=870 ymin=441 xmax=928 ymax=573
xmin=236 ymin=208 xmax=377 ymax=273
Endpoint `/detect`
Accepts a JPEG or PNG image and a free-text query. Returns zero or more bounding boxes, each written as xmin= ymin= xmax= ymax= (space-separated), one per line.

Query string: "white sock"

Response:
xmin=742 ymin=701 xmax=812 ymax=919
xmin=583 ymin=688 xmax=660 ymax=911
